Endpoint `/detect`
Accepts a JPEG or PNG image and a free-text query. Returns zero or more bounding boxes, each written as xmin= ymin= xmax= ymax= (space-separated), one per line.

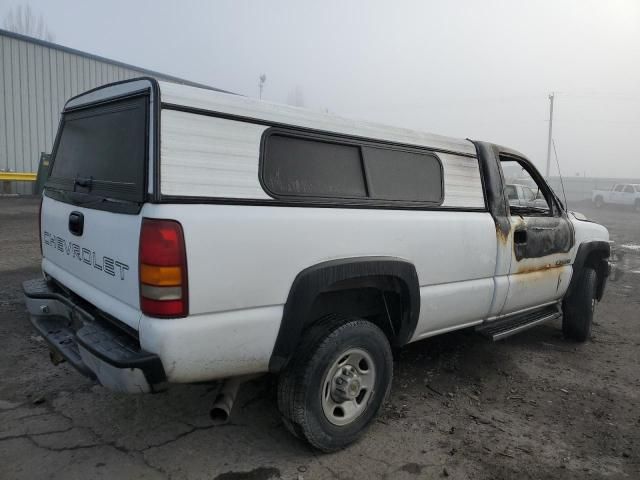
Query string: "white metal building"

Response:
xmin=0 ymin=29 xmax=221 ymax=194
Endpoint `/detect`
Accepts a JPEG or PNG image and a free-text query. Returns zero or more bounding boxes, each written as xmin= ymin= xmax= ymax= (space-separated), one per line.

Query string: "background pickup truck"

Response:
xmin=505 ymin=183 xmax=549 ymax=210
xmin=24 ymin=78 xmax=611 ymax=452
xmin=592 ymin=183 xmax=640 ymax=211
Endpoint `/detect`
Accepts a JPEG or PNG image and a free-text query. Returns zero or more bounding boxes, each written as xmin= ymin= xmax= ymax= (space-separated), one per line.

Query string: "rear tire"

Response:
xmin=594 ymin=196 xmax=604 ymax=208
xmin=562 ymin=267 xmax=597 ymax=342
xmin=277 ymin=314 xmax=393 ymax=452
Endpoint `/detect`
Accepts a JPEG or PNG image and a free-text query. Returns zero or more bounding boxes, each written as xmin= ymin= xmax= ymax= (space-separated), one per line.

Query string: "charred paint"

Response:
xmin=495 ymin=222 xmax=510 ymax=245
xmin=515 ymin=263 xmax=564 ymax=276
xmin=471 ymin=141 xmax=512 ymax=242
xmin=513 ymin=215 xmax=574 ymax=262
xmin=470 ymin=139 xmax=575 ymax=262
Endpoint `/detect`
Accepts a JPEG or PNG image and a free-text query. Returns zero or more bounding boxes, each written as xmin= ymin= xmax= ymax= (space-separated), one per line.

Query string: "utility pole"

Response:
xmin=259 ymin=74 xmax=266 ymax=100
xmin=545 ymin=92 xmax=555 ymax=179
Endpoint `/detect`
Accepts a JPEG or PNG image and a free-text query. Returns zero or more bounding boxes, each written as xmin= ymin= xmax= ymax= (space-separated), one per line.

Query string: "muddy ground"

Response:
xmin=0 ymin=196 xmax=638 ymax=479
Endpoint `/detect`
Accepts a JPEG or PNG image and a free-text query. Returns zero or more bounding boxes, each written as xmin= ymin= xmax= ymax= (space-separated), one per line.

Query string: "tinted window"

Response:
xmin=362 ymin=147 xmax=442 ymax=202
xmin=262 ymin=132 xmax=444 ymax=204
xmin=624 ymin=185 xmax=635 ymax=193
xmin=263 ymin=135 xmax=366 ymax=198
xmin=48 ymin=95 xmax=148 ymax=202
xmin=614 ymin=185 xmax=625 ymax=192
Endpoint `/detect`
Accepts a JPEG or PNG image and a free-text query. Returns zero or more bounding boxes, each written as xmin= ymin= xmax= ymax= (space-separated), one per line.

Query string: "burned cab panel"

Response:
xmin=513 ymin=215 xmax=574 ymax=262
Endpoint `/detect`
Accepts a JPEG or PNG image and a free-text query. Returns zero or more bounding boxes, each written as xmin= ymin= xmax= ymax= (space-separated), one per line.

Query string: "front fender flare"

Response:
xmin=567 ymin=241 xmax=610 ymax=300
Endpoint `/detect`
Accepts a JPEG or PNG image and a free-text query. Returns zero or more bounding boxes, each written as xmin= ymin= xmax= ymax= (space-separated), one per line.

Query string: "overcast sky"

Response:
xmin=2 ymin=0 xmax=639 ymax=177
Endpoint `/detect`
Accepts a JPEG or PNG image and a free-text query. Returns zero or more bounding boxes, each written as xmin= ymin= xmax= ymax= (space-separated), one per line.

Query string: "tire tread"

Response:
xmin=277 ymin=314 xmax=392 ymax=452
xmin=563 ymin=267 xmax=597 ymax=342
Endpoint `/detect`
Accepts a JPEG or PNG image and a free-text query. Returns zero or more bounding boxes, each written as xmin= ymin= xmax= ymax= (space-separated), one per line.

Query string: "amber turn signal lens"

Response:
xmin=140 ymin=264 xmax=182 ymax=286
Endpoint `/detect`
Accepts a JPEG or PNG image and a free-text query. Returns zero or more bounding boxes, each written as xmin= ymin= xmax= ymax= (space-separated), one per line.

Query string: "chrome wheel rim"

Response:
xmin=321 ymin=348 xmax=376 ymax=426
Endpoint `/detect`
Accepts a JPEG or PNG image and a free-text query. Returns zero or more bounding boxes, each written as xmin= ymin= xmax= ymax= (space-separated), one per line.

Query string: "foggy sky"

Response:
xmin=2 ymin=0 xmax=639 ymax=177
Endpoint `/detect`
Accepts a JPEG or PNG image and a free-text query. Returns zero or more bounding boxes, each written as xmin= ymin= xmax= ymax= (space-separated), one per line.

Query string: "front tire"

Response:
xmin=277 ymin=315 xmax=393 ymax=452
xmin=594 ymin=196 xmax=604 ymax=208
xmin=562 ymin=267 xmax=597 ymax=342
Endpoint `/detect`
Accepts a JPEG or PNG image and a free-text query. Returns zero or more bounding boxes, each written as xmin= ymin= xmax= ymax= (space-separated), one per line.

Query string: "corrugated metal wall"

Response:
xmin=1 ymin=31 xmax=148 ymax=194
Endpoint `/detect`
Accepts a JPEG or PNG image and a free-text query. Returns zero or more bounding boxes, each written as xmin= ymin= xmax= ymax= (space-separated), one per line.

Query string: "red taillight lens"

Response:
xmin=38 ymin=196 xmax=43 ymax=255
xmin=139 ymin=219 xmax=188 ymax=318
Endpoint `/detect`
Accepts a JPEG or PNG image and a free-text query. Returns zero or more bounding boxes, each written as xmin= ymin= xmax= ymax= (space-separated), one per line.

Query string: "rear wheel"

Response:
xmin=594 ymin=196 xmax=604 ymax=208
xmin=277 ymin=315 xmax=393 ymax=452
xmin=562 ymin=267 xmax=597 ymax=342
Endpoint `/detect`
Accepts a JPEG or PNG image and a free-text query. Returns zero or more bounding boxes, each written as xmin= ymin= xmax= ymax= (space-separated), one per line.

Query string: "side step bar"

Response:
xmin=476 ymin=304 xmax=562 ymax=341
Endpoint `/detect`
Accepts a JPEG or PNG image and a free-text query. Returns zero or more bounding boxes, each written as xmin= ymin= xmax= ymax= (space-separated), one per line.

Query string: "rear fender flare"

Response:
xmin=268 ymin=257 xmax=420 ymax=372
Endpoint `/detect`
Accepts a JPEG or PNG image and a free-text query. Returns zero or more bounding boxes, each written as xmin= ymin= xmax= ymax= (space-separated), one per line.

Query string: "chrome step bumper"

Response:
xmin=23 ymin=278 xmax=166 ymax=393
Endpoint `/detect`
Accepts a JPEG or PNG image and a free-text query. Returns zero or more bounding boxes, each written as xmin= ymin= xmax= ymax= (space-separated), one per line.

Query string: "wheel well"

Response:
xmin=269 ymin=257 xmax=420 ymax=372
xmin=567 ymin=241 xmax=610 ymax=301
xmin=307 ymin=276 xmax=408 ymax=346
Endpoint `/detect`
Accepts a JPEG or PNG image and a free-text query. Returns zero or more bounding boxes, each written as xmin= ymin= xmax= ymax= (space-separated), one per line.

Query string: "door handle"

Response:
xmin=514 ymin=229 xmax=527 ymax=245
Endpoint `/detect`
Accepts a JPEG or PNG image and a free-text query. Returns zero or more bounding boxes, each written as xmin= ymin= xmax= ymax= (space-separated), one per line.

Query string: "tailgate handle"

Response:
xmin=68 ymin=211 xmax=84 ymax=236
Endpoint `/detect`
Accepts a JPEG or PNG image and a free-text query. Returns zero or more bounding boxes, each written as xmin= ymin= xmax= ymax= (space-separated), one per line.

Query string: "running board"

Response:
xmin=476 ymin=304 xmax=562 ymax=341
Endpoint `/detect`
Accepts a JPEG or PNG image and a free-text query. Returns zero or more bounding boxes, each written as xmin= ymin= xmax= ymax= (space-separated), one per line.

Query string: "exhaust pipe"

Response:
xmin=210 ymin=375 xmax=258 ymax=425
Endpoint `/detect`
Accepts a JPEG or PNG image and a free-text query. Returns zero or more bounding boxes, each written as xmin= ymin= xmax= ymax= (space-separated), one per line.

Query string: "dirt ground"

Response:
xmin=0 ymin=196 xmax=638 ymax=480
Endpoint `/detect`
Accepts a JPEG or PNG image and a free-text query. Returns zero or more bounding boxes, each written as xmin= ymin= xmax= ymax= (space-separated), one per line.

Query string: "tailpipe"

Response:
xmin=210 ymin=375 xmax=257 ymax=425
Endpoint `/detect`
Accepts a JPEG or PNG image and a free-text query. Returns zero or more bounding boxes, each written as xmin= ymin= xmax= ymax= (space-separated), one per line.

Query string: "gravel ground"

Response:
xmin=0 ymin=196 xmax=638 ymax=480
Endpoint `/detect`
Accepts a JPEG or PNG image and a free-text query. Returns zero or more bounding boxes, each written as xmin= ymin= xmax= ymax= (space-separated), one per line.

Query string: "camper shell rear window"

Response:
xmin=47 ymin=94 xmax=149 ymax=203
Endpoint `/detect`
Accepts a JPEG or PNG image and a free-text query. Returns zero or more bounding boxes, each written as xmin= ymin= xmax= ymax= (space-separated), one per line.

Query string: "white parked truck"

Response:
xmin=504 ymin=183 xmax=548 ymax=210
xmin=592 ymin=183 xmax=640 ymax=211
xmin=24 ymin=78 xmax=611 ymax=451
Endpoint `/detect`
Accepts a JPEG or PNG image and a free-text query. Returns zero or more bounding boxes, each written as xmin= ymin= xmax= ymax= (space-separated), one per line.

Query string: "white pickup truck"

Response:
xmin=505 ymin=183 xmax=548 ymax=210
xmin=592 ymin=184 xmax=640 ymax=211
xmin=24 ymin=78 xmax=611 ymax=452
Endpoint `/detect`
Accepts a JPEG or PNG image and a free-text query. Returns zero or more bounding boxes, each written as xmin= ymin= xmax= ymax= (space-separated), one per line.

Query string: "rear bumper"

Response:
xmin=23 ymin=278 xmax=166 ymax=393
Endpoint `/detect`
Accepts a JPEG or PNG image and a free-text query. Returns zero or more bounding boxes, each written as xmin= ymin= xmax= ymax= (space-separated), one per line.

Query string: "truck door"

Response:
xmin=623 ymin=185 xmax=636 ymax=205
xmin=612 ymin=184 xmax=625 ymax=204
xmin=497 ymin=154 xmax=574 ymax=315
xmin=504 ymin=184 xmax=520 ymax=207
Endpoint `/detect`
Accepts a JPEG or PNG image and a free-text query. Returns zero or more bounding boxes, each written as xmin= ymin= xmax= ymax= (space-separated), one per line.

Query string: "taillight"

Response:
xmin=38 ymin=196 xmax=43 ymax=255
xmin=139 ymin=218 xmax=188 ymax=318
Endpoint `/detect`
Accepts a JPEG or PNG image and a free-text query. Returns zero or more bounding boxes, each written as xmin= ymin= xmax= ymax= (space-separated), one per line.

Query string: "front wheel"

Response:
xmin=562 ymin=267 xmax=597 ymax=342
xmin=594 ymin=196 xmax=604 ymax=208
xmin=277 ymin=315 xmax=393 ymax=452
